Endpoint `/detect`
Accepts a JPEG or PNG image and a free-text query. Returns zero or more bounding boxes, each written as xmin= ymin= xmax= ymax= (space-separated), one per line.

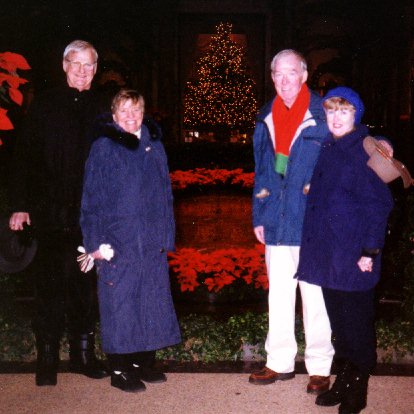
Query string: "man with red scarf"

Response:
xmin=249 ymin=49 xmax=334 ymax=394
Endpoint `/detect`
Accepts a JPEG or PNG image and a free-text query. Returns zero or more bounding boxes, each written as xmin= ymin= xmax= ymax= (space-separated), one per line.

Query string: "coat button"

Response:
xmin=160 ymin=248 xmax=165 ymax=253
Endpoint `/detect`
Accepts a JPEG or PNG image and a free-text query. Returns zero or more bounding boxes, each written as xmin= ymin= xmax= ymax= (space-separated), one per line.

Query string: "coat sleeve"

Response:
xmin=8 ymin=97 xmax=43 ymax=213
xmin=154 ymin=139 xmax=175 ymax=251
xmin=80 ymin=139 xmax=111 ymax=253
xmin=252 ymin=121 xmax=273 ymax=228
xmin=165 ymin=162 xmax=176 ymax=251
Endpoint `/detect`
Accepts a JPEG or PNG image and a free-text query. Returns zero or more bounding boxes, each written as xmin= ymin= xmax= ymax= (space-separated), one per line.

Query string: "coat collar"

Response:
xmin=256 ymin=89 xmax=325 ymax=123
xmin=100 ymin=121 xmax=141 ymax=149
xmin=325 ymin=124 xmax=369 ymax=148
xmin=94 ymin=112 xmax=161 ymax=150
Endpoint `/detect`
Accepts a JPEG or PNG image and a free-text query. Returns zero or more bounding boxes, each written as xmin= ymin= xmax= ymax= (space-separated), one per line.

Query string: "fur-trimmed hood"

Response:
xmin=93 ymin=112 xmax=162 ymax=150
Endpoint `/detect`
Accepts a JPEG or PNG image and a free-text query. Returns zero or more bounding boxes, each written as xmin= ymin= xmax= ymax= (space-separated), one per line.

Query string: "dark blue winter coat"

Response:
xmin=252 ymin=91 xmax=328 ymax=245
xmin=80 ymin=120 xmax=181 ymax=353
xmin=296 ymin=125 xmax=394 ymax=291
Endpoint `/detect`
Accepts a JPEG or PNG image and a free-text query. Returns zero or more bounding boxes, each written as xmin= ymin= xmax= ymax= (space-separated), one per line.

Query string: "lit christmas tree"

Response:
xmin=183 ymin=22 xmax=257 ymax=141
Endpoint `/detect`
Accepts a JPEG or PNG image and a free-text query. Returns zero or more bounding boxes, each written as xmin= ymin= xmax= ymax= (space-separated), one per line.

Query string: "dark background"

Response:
xmin=0 ymin=0 xmax=412 ymax=166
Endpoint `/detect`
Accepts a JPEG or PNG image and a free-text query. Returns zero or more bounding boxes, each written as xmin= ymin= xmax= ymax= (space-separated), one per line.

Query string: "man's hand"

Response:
xmin=9 ymin=212 xmax=31 ymax=231
xmin=254 ymin=225 xmax=265 ymax=244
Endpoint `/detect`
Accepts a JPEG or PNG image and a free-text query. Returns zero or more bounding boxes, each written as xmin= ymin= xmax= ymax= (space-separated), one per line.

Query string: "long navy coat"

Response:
xmin=296 ymin=125 xmax=394 ymax=292
xmin=80 ymin=121 xmax=181 ymax=353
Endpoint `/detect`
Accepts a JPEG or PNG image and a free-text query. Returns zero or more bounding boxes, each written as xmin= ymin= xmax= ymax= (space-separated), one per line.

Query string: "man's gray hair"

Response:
xmin=270 ymin=49 xmax=307 ymax=72
xmin=63 ymin=40 xmax=98 ymax=62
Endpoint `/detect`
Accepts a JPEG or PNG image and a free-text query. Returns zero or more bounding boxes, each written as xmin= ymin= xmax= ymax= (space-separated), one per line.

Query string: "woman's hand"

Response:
xmin=77 ymin=244 xmax=114 ymax=273
xmin=89 ymin=244 xmax=114 ymax=261
xmin=358 ymin=256 xmax=373 ymax=272
xmin=90 ymin=249 xmax=103 ymax=260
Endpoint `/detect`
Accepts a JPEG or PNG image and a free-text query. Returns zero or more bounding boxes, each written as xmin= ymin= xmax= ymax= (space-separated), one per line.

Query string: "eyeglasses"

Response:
xmin=65 ymin=59 xmax=96 ymax=71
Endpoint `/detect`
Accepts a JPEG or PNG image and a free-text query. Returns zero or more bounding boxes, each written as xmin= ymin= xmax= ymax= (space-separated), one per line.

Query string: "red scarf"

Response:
xmin=272 ymin=84 xmax=310 ymax=174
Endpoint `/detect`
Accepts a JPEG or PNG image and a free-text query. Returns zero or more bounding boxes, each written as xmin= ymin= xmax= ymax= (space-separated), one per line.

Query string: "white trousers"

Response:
xmin=265 ymin=245 xmax=334 ymax=376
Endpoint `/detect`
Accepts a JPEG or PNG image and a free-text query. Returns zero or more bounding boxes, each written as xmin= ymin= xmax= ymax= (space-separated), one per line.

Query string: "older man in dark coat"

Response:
xmin=9 ymin=40 xmax=108 ymax=386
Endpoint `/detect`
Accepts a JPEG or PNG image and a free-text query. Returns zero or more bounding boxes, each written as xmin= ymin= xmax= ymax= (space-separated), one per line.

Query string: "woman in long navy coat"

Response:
xmin=296 ymin=87 xmax=394 ymax=413
xmin=80 ymin=89 xmax=181 ymax=392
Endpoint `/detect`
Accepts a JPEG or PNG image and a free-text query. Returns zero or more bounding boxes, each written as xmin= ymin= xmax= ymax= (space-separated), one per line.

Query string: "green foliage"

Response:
xmin=1 ymin=307 xmax=414 ymax=363
xmin=158 ymin=312 xmax=279 ymax=362
xmin=227 ymin=311 xmax=268 ymax=346
xmin=376 ymin=319 xmax=414 ymax=362
xmin=0 ymin=314 xmax=35 ymax=362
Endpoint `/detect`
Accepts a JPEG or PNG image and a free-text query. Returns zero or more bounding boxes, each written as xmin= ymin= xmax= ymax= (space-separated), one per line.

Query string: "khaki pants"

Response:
xmin=265 ymin=245 xmax=334 ymax=376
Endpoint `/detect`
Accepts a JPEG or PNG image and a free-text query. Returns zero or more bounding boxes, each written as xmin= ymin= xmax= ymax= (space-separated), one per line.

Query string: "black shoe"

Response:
xmin=128 ymin=350 xmax=166 ymax=383
xmin=111 ymin=371 xmax=146 ymax=393
xmin=69 ymin=333 xmax=109 ymax=379
xmin=35 ymin=340 xmax=59 ymax=386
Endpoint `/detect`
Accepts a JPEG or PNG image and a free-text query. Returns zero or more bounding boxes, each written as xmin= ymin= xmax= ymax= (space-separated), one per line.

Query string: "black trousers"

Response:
xmin=31 ymin=230 xmax=98 ymax=340
xmin=107 ymin=351 xmax=156 ymax=371
xmin=322 ymin=287 xmax=377 ymax=374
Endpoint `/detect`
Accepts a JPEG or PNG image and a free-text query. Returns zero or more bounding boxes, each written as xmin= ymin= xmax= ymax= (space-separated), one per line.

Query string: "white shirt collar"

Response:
xmin=133 ymin=128 xmax=142 ymax=139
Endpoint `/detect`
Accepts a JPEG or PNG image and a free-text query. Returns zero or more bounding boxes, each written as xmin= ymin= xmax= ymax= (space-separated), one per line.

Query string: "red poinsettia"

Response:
xmin=168 ymin=244 xmax=267 ymax=293
xmin=170 ymin=168 xmax=254 ymax=190
xmin=0 ymin=52 xmax=31 ymax=144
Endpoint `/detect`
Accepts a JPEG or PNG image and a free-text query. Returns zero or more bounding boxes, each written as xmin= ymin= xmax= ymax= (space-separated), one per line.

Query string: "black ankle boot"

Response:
xmin=35 ymin=337 xmax=59 ymax=386
xmin=69 ymin=333 xmax=108 ymax=379
xmin=338 ymin=368 xmax=369 ymax=414
xmin=316 ymin=361 xmax=352 ymax=407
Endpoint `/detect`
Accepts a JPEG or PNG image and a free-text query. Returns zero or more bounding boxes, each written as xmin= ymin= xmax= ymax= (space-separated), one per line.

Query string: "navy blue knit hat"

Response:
xmin=323 ymin=86 xmax=365 ymax=124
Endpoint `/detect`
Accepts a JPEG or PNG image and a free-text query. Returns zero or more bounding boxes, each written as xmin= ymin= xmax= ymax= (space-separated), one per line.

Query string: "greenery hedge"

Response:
xmin=1 ymin=306 xmax=413 ymax=364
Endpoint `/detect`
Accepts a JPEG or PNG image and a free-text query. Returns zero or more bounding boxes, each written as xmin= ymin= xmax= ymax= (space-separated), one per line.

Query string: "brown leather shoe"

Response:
xmin=249 ymin=366 xmax=295 ymax=385
xmin=307 ymin=375 xmax=330 ymax=394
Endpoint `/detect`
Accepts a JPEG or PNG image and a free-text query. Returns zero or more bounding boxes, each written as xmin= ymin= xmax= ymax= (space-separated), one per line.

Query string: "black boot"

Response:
xmin=338 ymin=368 xmax=369 ymax=414
xmin=69 ymin=333 xmax=109 ymax=379
xmin=130 ymin=351 xmax=166 ymax=383
xmin=108 ymin=353 xmax=146 ymax=393
xmin=316 ymin=361 xmax=352 ymax=407
xmin=35 ymin=337 xmax=60 ymax=386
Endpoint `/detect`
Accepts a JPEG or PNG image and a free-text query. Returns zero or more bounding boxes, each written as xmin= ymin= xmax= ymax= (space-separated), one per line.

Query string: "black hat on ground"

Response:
xmin=0 ymin=217 xmax=37 ymax=273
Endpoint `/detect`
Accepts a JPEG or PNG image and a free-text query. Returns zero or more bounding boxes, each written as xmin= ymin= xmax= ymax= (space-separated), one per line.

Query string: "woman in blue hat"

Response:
xmin=296 ymin=87 xmax=394 ymax=413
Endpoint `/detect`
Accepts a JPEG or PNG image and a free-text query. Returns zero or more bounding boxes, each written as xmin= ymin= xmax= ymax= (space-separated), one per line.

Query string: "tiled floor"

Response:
xmin=1 ymin=372 xmax=414 ymax=414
